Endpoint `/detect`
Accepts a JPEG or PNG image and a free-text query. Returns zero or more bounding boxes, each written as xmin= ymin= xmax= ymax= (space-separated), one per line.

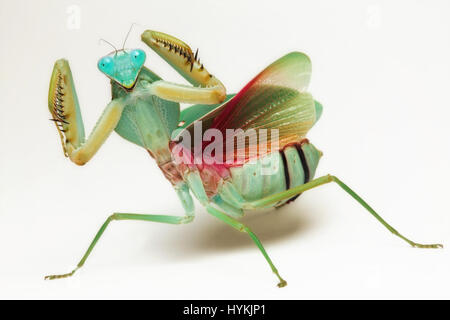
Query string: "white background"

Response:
xmin=1 ymin=0 xmax=449 ymax=299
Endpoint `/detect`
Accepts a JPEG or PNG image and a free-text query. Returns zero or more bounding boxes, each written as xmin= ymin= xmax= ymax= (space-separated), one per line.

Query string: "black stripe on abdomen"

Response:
xmin=280 ymin=150 xmax=290 ymax=189
xmin=295 ymin=143 xmax=310 ymax=184
xmin=284 ymin=143 xmax=310 ymax=203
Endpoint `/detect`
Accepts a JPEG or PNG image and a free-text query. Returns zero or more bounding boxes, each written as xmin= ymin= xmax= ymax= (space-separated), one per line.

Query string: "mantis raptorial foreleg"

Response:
xmin=141 ymin=30 xmax=226 ymax=105
xmin=48 ymin=60 xmax=126 ymax=165
xmin=45 ymin=183 xmax=195 ymax=280
xmin=247 ymin=175 xmax=443 ymax=249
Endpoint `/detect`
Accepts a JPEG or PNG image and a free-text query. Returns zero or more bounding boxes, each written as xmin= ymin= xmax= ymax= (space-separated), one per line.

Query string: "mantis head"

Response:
xmin=98 ymin=49 xmax=146 ymax=89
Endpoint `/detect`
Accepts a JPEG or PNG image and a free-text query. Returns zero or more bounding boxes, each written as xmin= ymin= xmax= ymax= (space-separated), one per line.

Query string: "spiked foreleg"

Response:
xmin=141 ymin=30 xmax=226 ymax=104
xmin=48 ymin=59 xmax=126 ymax=165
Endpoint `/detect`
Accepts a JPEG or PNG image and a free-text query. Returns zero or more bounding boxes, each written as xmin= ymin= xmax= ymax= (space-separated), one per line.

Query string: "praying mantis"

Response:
xmin=46 ymin=28 xmax=442 ymax=287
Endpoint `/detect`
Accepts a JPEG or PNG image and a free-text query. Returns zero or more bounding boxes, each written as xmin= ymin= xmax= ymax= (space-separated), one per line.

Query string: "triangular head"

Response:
xmin=98 ymin=49 xmax=146 ymax=89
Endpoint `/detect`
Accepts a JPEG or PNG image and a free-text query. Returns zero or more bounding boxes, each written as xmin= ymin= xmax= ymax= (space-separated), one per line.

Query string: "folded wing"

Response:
xmin=174 ymin=52 xmax=318 ymax=165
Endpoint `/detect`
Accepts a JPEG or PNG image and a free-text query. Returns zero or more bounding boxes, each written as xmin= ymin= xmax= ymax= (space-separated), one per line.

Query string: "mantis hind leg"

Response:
xmin=45 ymin=213 xmax=193 ymax=280
xmin=248 ymin=175 xmax=443 ymax=249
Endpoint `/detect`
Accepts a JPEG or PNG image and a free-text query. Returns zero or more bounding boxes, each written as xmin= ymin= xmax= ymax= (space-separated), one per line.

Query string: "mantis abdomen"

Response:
xmin=183 ymin=140 xmax=322 ymax=214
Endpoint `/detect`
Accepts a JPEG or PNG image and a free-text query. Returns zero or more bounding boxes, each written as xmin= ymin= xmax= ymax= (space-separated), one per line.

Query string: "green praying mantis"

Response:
xmin=46 ymin=28 xmax=443 ymax=287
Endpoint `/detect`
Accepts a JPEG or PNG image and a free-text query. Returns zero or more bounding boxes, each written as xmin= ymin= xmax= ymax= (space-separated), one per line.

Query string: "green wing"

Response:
xmin=211 ymin=52 xmax=315 ymax=137
xmin=174 ymin=52 xmax=320 ymax=163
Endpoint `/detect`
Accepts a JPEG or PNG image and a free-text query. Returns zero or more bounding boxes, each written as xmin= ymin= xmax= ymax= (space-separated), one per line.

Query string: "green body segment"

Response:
xmin=213 ymin=142 xmax=322 ymax=211
xmin=227 ymin=152 xmax=288 ymax=204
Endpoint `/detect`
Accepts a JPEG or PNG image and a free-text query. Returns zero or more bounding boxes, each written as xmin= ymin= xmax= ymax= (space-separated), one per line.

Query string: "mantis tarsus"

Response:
xmin=46 ymin=29 xmax=442 ymax=287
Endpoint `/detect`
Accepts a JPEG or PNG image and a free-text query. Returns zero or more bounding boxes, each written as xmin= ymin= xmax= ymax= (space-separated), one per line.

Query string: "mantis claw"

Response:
xmin=277 ymin=279 xmax=288 ymax=288
xmin=44 ymin=268 xmax=78 ymax=280
xmin=48 ymin=59 xmax=85 ymax=157
xmin=410 ymin=242 xmax=443 ymax=249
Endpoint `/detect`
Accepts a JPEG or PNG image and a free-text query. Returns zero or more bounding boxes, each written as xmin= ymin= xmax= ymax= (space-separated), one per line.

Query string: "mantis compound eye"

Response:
xmin=97 ymin=56 xmax=114 ymax=75
xmin=130 ymin=49 xmax=146 ymax=67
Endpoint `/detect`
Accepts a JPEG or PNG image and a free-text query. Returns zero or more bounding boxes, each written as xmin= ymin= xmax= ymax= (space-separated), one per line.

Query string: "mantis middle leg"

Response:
xmin=247 ymin=175 xmax=443 ymax=249
xmin=45 ymin=183 xmax=195 ymax=280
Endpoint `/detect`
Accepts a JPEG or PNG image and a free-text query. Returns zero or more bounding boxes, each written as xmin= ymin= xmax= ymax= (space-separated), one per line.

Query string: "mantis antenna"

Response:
xmin=98 ymin=38 xmax=118 ymax=54
xmin=122 ymin=23 xmax=140 ymax=50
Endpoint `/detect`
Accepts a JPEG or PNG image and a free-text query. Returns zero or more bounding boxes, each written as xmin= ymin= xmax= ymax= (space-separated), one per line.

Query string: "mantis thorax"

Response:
xmin=111 ymin=67 xmax=181 ymax=165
